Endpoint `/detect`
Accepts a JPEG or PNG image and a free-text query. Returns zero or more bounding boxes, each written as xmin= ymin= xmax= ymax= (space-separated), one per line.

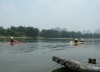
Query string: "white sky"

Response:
xmin=0 ymin=0 xmax=100 ymax=32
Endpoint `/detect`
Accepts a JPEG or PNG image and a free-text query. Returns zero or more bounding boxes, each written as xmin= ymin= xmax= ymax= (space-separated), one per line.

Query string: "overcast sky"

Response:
xmin=0 ymin=0 xmax=100 ymax=32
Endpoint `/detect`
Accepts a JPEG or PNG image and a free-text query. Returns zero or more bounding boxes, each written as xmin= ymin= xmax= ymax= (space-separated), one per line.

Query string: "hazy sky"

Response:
xmin=0 ymin=0 xmax=100 ymax=32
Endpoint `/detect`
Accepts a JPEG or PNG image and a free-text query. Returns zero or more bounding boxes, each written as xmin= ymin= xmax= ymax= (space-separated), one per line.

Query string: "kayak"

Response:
xmin=70 ymin=41 xmax=84 ymax=45
xmin=3 ymin=42 xmax=26 ymax=44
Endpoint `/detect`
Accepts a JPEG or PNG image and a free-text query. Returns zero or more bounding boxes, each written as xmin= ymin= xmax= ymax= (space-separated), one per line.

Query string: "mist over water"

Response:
xmin=0 ymin=38 xmax=100 ymax=72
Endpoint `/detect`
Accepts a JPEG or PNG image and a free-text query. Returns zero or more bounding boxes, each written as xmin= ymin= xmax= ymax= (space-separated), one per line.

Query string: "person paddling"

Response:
xmin=10 ymin=37 xmax=17 ymax=45
xmin=74 ymin=39 xmax=78 ymax=43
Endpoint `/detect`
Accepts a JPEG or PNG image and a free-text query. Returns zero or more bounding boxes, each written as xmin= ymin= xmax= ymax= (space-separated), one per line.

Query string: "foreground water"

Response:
xmin=0 ymin=38 xmax=100 ymax=72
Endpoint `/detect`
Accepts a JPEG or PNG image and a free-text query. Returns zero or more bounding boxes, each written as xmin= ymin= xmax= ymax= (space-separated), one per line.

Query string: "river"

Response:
xmin=0 ymin=38 xmax=100 ymax=72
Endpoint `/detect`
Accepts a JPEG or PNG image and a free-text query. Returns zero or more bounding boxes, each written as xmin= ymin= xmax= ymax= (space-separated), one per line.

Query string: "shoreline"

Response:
xmin=1 ymin=36 xmax=100 ymax=40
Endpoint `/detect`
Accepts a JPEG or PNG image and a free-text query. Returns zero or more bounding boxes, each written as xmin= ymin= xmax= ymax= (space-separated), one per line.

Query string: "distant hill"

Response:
xmin=82 ymin=30 xmax=91 ymax=34
xmin=51 ymin=27 xmax=67 ymax=32
xmin=95 ymin=29 xmax=100 ymax=34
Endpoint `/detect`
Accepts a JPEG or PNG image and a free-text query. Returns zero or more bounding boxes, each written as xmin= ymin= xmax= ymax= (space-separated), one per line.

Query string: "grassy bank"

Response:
xmin=0 ymin=36 xmax=45 ymax=39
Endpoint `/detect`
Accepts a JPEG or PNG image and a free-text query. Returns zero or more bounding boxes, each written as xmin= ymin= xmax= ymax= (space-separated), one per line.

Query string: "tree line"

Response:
xmin=0 ymin=26 xmax=39 ymax=37
xmin=0 ymin=26 xmax=100 ymax=38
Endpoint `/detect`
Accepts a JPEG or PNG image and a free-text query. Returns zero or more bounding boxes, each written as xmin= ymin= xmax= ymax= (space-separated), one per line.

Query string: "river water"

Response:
xmin=0 ymin=38 xmax=100 ymax=72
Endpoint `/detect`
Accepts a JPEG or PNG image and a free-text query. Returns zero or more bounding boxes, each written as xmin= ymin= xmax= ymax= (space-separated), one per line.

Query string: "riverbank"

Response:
xmin=0 ymin=36 xmax=30 ymax=38
xmin=1 ymin=36 xmax=100 ymax=40
xmin=0 ymin=36 xmax=45 ymax=39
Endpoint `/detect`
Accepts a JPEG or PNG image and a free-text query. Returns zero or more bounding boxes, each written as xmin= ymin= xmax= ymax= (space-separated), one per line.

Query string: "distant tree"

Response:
xmin=1 ymin=25 xmax=100 ymax=38
xmin=25 ymin=27 xmax=39 ymax=37
xmin=0 ymin=26 xmax=5 ymax=36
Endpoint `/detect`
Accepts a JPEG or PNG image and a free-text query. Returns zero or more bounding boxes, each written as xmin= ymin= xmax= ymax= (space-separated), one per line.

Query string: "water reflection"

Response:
xmin=0 ymin=38 xmax=85 ymax=53
xmin=10 ymin=43 xmax=40 ymax=53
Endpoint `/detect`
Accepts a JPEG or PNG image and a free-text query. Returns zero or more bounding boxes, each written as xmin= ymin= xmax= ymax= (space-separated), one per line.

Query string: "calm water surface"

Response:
xmin=0 ymin=38 xmax=100 ymax=72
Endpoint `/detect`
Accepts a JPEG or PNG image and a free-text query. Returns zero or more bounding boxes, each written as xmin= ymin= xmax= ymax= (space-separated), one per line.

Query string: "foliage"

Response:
xmin=40 ymin=29 xmax=100 ymax=38
xmin=0 ymin=26 xmax=100 ymax=38
xmin=0 ymin=26 xmax=39 ymax=37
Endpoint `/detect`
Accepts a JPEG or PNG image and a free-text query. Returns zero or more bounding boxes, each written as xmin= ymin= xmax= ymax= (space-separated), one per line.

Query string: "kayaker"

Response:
xmin=10 ymin=37 xmax=17 ymax=45
xmin=74 ymin=39 xmax=78 ymax=43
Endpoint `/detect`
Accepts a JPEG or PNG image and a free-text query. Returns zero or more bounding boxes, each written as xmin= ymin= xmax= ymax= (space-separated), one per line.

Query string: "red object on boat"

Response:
xmin=3 ymin=42 xmax=26 ymax=44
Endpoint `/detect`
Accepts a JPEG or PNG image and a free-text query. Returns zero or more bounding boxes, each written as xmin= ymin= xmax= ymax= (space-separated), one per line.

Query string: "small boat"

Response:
xmin=70 ymin=41 xmax=84 ymax=45
xmin=3 ymin=42 xmax=26 ymax=44
xmin=52 ymin=56 xmax=100 ymax=72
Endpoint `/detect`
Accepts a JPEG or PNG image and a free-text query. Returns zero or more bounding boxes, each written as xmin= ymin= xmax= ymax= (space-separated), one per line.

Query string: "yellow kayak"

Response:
xmin=70 ymin=41 xmax=84 ymax=45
